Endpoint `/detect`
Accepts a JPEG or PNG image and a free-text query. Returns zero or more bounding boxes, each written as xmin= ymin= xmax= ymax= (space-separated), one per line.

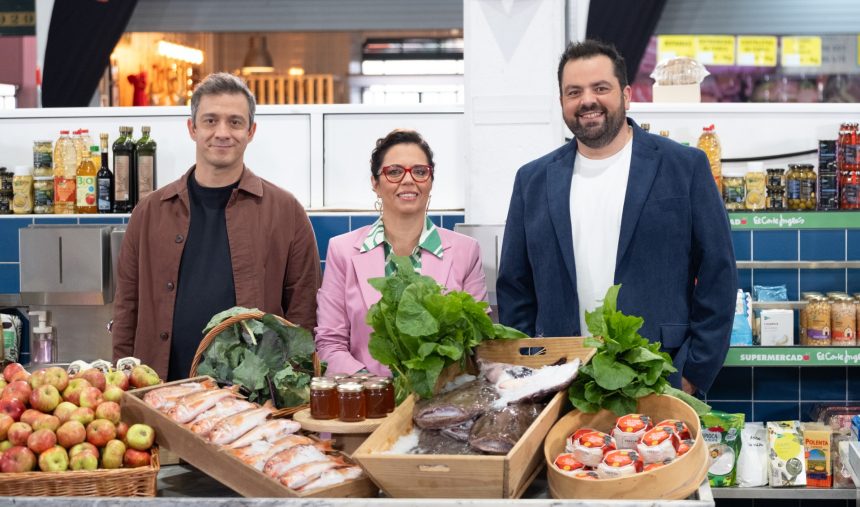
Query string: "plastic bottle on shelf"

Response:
xmin=52 ymin=130 xmax=78 ymax=214
xmin=75 ymin=146 xmax=98 ymax=214
xmin=697 ymin=124 xmax=722 ymax=191
xmin=78 ymin=129 xmax=93 ymax=162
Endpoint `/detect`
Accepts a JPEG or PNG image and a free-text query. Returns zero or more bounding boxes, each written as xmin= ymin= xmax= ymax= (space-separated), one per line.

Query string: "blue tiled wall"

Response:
xmin=0 ymin=213 xmax=467 ymax=294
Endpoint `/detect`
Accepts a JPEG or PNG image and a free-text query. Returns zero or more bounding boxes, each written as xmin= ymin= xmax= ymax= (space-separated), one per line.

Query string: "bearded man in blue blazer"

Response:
xmin=497 ymin=40 xmax=737 ymax=395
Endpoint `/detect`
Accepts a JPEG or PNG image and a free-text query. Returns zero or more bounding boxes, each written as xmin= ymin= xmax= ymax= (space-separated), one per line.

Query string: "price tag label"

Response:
xmin=695 ymin=35 xmax=735 ymax=65
xmin=737 ymin=36 xmax=777 ymax=66
xmin=0 ymin=10 xmax=34 ymax=28
xmin=657 ymin=35 xmax=696 ymax=62
xmin=781 ymin=36 xmax=822 ymax=67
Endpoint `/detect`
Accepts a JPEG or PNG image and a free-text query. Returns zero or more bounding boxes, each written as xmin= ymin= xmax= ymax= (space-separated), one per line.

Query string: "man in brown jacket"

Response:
xmin=112 ymin=73 xmax=321 ymax=380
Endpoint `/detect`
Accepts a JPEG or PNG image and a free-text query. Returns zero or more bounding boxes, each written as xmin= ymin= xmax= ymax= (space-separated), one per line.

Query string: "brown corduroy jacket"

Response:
xmin=112 ymin=166 xmax=321 ymax=379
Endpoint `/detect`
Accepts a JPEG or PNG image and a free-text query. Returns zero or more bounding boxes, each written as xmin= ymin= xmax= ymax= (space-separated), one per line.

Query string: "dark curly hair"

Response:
xmin=370 ymin=129 xmax=435 ymax=181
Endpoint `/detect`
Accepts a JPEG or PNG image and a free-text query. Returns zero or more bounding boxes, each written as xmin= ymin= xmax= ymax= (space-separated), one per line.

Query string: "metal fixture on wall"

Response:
xmin=241 ymin=36 xmax=274 ymax=75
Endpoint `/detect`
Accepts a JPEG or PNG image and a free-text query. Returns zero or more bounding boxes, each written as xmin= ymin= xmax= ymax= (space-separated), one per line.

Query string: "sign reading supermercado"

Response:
xmin=724 ymin=347 xmax=860 ymax=366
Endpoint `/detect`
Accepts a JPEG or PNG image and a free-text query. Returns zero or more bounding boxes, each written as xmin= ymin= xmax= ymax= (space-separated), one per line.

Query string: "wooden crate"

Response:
xmin=544 ymin=394 xmax=709 ymax=500
xmin=352 ymin=337 xmax=595 ymax=498
xmin=121 ymin=377 xmax=378 ymax=498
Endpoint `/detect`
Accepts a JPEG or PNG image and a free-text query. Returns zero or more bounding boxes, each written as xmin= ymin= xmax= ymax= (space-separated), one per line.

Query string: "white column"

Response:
xmin=463 ymin=0 xmax=567 ymax=224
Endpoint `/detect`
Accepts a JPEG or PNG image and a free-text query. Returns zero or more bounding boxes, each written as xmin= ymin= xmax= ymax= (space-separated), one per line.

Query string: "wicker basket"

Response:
xmin=189 ymin=310 xmax=320 ymax=417
xmin=0 ymin=447 xmax=159 ymax=497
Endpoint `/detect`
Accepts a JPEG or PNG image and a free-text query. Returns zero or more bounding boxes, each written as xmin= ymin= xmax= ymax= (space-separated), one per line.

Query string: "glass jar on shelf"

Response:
xmin=805 ymin=295 xmax=831 ymax=346
xmin=309 ymin=379 xmax=338 ymax=420
xmin=830 ymin=294 xmax=856 ymax=346
xmin=766 ymin=188 xmax=786 ymax=210
xmin=722 ymin=171 xmax=746 ymax=210
xmin=744 ymin=163 xmax=766 ymax=211
xmin=840 ymin=169 xmax=860 ymax=209
xmin=337 ymin=382 xmax=366 ymax=422
xmin=798 ymin=164 xmax=817 ymax=210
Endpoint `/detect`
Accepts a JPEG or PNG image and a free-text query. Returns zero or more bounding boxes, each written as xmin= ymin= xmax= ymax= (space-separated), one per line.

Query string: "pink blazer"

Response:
xmin=314 ymin=225 xmax=489 ymax=375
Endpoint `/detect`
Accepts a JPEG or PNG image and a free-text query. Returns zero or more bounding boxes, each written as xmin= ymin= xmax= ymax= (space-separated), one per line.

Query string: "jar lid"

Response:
xmin=311 ymin=380 xmax=337 ymax=389
xmin=826 ymin=291 xmax=849 ymax=298
xmin=363 ymin=381 xmax=387 ymax=389
xmin=337 ymin=382 xmax=365 ymax=393
xmin=368 ymin=375 xmax=392 ymax=384
xmin=350 ymin=374 xmax=372 ymax=382
xmin=13 ymin=165 xmax=32 ymax=176
xmin=33 ymin=176 xmax=54 ymax=181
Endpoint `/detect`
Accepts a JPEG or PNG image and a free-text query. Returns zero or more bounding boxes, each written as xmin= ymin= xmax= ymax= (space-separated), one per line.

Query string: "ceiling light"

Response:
xmin=242 ymin=36 xmax=274 ymax=74
xmin=157 ymin=41 xmax=204 ymax=65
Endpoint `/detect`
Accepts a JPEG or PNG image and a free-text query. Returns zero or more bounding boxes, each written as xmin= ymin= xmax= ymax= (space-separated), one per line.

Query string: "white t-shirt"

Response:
xmin=569 ymin=138 xmax=633 ymax=336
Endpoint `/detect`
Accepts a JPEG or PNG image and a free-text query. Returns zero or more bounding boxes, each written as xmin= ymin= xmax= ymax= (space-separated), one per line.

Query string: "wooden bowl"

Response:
xmin=544 ymin=394 xmax=708 ymax=500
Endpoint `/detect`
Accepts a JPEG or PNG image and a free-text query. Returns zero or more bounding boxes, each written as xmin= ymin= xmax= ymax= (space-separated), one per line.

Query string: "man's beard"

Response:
xmin=566 ymin=100 xmax=626 ymax=149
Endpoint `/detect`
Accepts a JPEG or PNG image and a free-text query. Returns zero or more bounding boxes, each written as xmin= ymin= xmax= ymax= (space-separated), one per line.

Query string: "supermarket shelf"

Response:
xmin=736 ymin=260 xmax=860 ymax=269
xmin=711 ymin=487 xmax=857 ymax=500
xmin=750 ymin=300 xmax=807 ymax=309
xmin=724 ymin=347 xmax=860 ymax=367
xmin=728 ymin=211 xmax=860 ymax=230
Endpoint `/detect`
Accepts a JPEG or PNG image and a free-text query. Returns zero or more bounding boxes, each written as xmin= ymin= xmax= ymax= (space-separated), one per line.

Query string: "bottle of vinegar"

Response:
xmin=97 ymin=133 xmax=114 ymax=214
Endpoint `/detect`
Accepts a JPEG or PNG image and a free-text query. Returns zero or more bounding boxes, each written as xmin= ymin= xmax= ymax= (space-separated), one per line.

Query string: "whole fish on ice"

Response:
xmin=479 ymin=358 xmax=581 ymax=408
xmin=226 ymin=418 xmax=301 ymax=449
xmin=299 ymin=466 xmax=364 ymax=492
xmin=168 ymin=387 xmax=242 ymax=423
xmin=263 ymin=444 xmax=328 ymax=479
xmin=468 ymin=402 xmax=542 ymax=454
xmin=208 ymin=406 xmax=273 ymax=445
xmin=412 ymin=380 xmax=498 ymax=429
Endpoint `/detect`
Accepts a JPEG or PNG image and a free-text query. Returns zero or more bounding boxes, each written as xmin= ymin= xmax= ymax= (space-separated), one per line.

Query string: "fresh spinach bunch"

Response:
xmin=568 ymin=285 xmax=710 ymax=416
xmin=196 ymin=307 xmax=318 ymax=408
xmin=367 ymin=256 xmax=526 ymax=402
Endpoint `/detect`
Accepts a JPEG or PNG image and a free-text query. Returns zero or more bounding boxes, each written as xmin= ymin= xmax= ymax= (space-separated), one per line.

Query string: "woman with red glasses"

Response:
xmin=314 ymin=129 xmax=489 ymax=375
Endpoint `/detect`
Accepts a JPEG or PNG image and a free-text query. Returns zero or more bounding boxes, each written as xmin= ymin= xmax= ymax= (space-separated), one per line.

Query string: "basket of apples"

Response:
xmin=0 ymin=361 xmax=162 ymax=496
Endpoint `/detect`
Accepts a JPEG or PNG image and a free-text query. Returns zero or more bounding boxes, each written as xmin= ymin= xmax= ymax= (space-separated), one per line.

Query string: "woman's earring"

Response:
xmin=374 ymin=197 xmax=383 ymax=215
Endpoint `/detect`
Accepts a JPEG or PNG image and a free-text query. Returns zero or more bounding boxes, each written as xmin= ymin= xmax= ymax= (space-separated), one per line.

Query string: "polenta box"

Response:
xmin=352 ymin=337 xmax=595 ymax=498
xmin=121 ymin=376 xmax=378 ymax=498
xmin=802 ymin=422 xmax=832 ymax=488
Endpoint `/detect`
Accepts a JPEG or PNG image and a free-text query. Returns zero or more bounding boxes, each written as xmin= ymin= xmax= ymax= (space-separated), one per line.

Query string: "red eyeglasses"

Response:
xmin=380 ymin=164 xmax=434 ymax=183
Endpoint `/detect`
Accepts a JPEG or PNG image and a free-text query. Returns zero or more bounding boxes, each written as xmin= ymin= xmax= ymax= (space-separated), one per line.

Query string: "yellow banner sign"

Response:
xmin=657 ymin=35 xmax=696 ymax=61
xmin=737 ymin=36 xmax=777 ymax=66
xmin=695 ymin=35 xmax=735 ymax=65
xmin=781 ymin=36 xmax=822 ymax=67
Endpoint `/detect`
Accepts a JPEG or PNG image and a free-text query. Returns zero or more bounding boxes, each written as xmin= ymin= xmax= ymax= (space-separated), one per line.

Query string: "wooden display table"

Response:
xmin=293 ymin=408 xmax=391 ymax=455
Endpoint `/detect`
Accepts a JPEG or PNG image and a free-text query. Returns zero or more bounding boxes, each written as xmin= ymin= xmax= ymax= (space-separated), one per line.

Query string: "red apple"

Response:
xmin=29 ymin=384 xmax=61 ymax=412
xmin=68 ymin=442 xmax=98 ymax=459
xmin=53 ymin=401 xmax=77 ymax=423
xmin=100 ymin=439 xmax=125 ymax=469
xmin=102 ymin=385 xmax=124 ymax=403
xmin=69 ymin=407 xmax=94 ymax=426
xmin=2 ymin=363 xmax=25 ymax=384
xmin=9 ymin=369 xmax=30 ymax=383
xmin=0 ymin=398 xmax=25 ymax=421
xmin=123 ymin=448 xmax=151 ymax=468
xmin=78 ymin=369 xmax=106 ymax=392
xmin=42 ymin=367 xmax=69 ymax=392
xmin=26 ymin=428 xmax=56 ymax=454
xmin=94 ymin=401 xmax=121 ymax=425
xmin=115 ymin=421 xmax=129 ymax=442
xmin=56 ymin=420 xmax=86 ymax=449
xmin=125 ymin=423 xmax=155 ymax=451
xmin=7 ymin=421 xmax=32 ymax=446
xmin=19 ymin=409 xmax=43 ymax=427
xmin=0 ymin=445 xmax=36 ymax=472
xmin=0 ymin=413 xmax=12 ymax=440
xmin=69 ymin=451 xmax=98 ymax=470
xmin=62 ymin=378 xmax=92 ymax=405
xmin=2 ymin=380 xmax=32 ymax=405
xmin=105 ymin=370 xmax=129 ymax=391
xmin=27 ymin=369 xmax=48 ymax=389
xmin=78 ymin=387 xmax=103 ymax=409
xmin=32 ymin=414 xmax=60 ymax=432
xmin=37 ymin=445 xmax=68 ymax=471
xmin=85 ymin=419 xmax=116 ymax=448
xmin=129 ymin=365 xmax=160 ymax=389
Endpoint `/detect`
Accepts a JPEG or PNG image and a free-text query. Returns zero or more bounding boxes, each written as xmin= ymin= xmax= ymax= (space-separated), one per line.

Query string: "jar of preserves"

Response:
xmin=786 ymin=164 xmax=802 ymax=209
xmin=337 ymin=382 xmax=366 ymax=422
xmin=33 ymin=176 xmax=54 ymax=214
xmin=766 ymin=168 xmax=786 ymax=190
xmin=12 ymin=165 xmax=33 ymax=215
xmin=766 ymin=188 xmax=786 ymax=210
xmin=744 ymin=168 xmax=766 ymax=211
xmin=799 ymin=292 xmax=825 ymax=345
xmin=805 ymin=296 xmax=832 ymax=346
xmin=722 ymin=174 xmax=746 ymax=210
xmin=830 ymin=295 xmax=856 ymax=346
xmin=840 ymin=169 xmax=860 ymax=209
xmin=310 ymin=380 xmax=338 ymax=420
xmin=798 ymin=164 xmax=817 ymax=209
xmin=331 ymin=374 xmax=350 ymax=384
xmin=32 ymin=141 xmax=53 ymax=177
xmin=363 ymin=381 xmax=388 ymax=419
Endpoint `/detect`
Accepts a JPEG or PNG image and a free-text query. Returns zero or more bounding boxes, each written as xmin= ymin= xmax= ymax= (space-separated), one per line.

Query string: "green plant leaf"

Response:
xmin=368 ymin=334 xmax=398 ymax=365
xmin=603 ymin=392 xmax=638 ymax=416
xmin=232 ymin=353 xmax=268 ymax=392
xmin=492 ymin=323 xmax=528 ymax=339
xmin=591 ymin=352 xmax=637 ymax=391
xmin=395 ymin=284 xmax=440 ymax=337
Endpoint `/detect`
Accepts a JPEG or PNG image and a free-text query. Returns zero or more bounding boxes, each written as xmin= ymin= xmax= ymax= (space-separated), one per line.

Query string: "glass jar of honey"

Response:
xmin=337 ymin=382 xmax=366 ymax=422
xmin=363 ymin=381 xmax=389 ymax=418
xmin=310 ymin=380 xmax=338 ymax=420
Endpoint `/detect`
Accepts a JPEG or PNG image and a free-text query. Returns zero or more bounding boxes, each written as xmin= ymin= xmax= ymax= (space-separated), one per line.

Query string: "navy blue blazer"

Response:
xmin=497 ymin=119 xmax=737 ymax=393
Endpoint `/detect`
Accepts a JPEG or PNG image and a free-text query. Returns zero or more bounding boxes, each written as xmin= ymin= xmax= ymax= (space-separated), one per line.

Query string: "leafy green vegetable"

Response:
xmin=568 ymin=285 xmax=711 ymax=416
xmin=196 ymin=308 xmax=317 ymax=407
xmin=367 ymin=256 xmax=527 ymax=402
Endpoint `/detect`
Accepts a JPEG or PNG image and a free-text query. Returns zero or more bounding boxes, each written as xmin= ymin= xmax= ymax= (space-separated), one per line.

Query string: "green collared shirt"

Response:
xmin=360 ymin=216 xmax=443 ymax=276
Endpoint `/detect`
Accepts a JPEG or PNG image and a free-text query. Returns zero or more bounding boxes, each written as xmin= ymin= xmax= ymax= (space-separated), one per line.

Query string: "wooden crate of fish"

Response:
xmin=544 ymin=394 xmax=709 ymax=500
xmin=353 ymin=337 xmax=596 ymax=498
xmin=120 ymin=377 xmax=378 ymax=498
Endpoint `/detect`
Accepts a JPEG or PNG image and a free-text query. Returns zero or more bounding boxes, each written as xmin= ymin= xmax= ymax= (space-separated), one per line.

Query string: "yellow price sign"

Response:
xmin=781 ymin=36 xmax=821 ymax=67
xmin=0 ymin=11 xmax=34 ymax=27
xmin=695 ymin=35 xmax=735 ymax=65
xmin=657 ymin=35 xmax=696 ymax=62
xmin=737 ymin=36 xmax=777 ymax=66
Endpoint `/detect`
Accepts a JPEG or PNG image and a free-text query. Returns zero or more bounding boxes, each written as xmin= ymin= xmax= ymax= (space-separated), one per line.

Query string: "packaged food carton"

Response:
xmin=802 ymin=423 xmax=832 ymax=488
xmin=760 ymin=309 xmax=794 ymax=346
xmin=767 ymin=420 xmax=806 ymax=487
